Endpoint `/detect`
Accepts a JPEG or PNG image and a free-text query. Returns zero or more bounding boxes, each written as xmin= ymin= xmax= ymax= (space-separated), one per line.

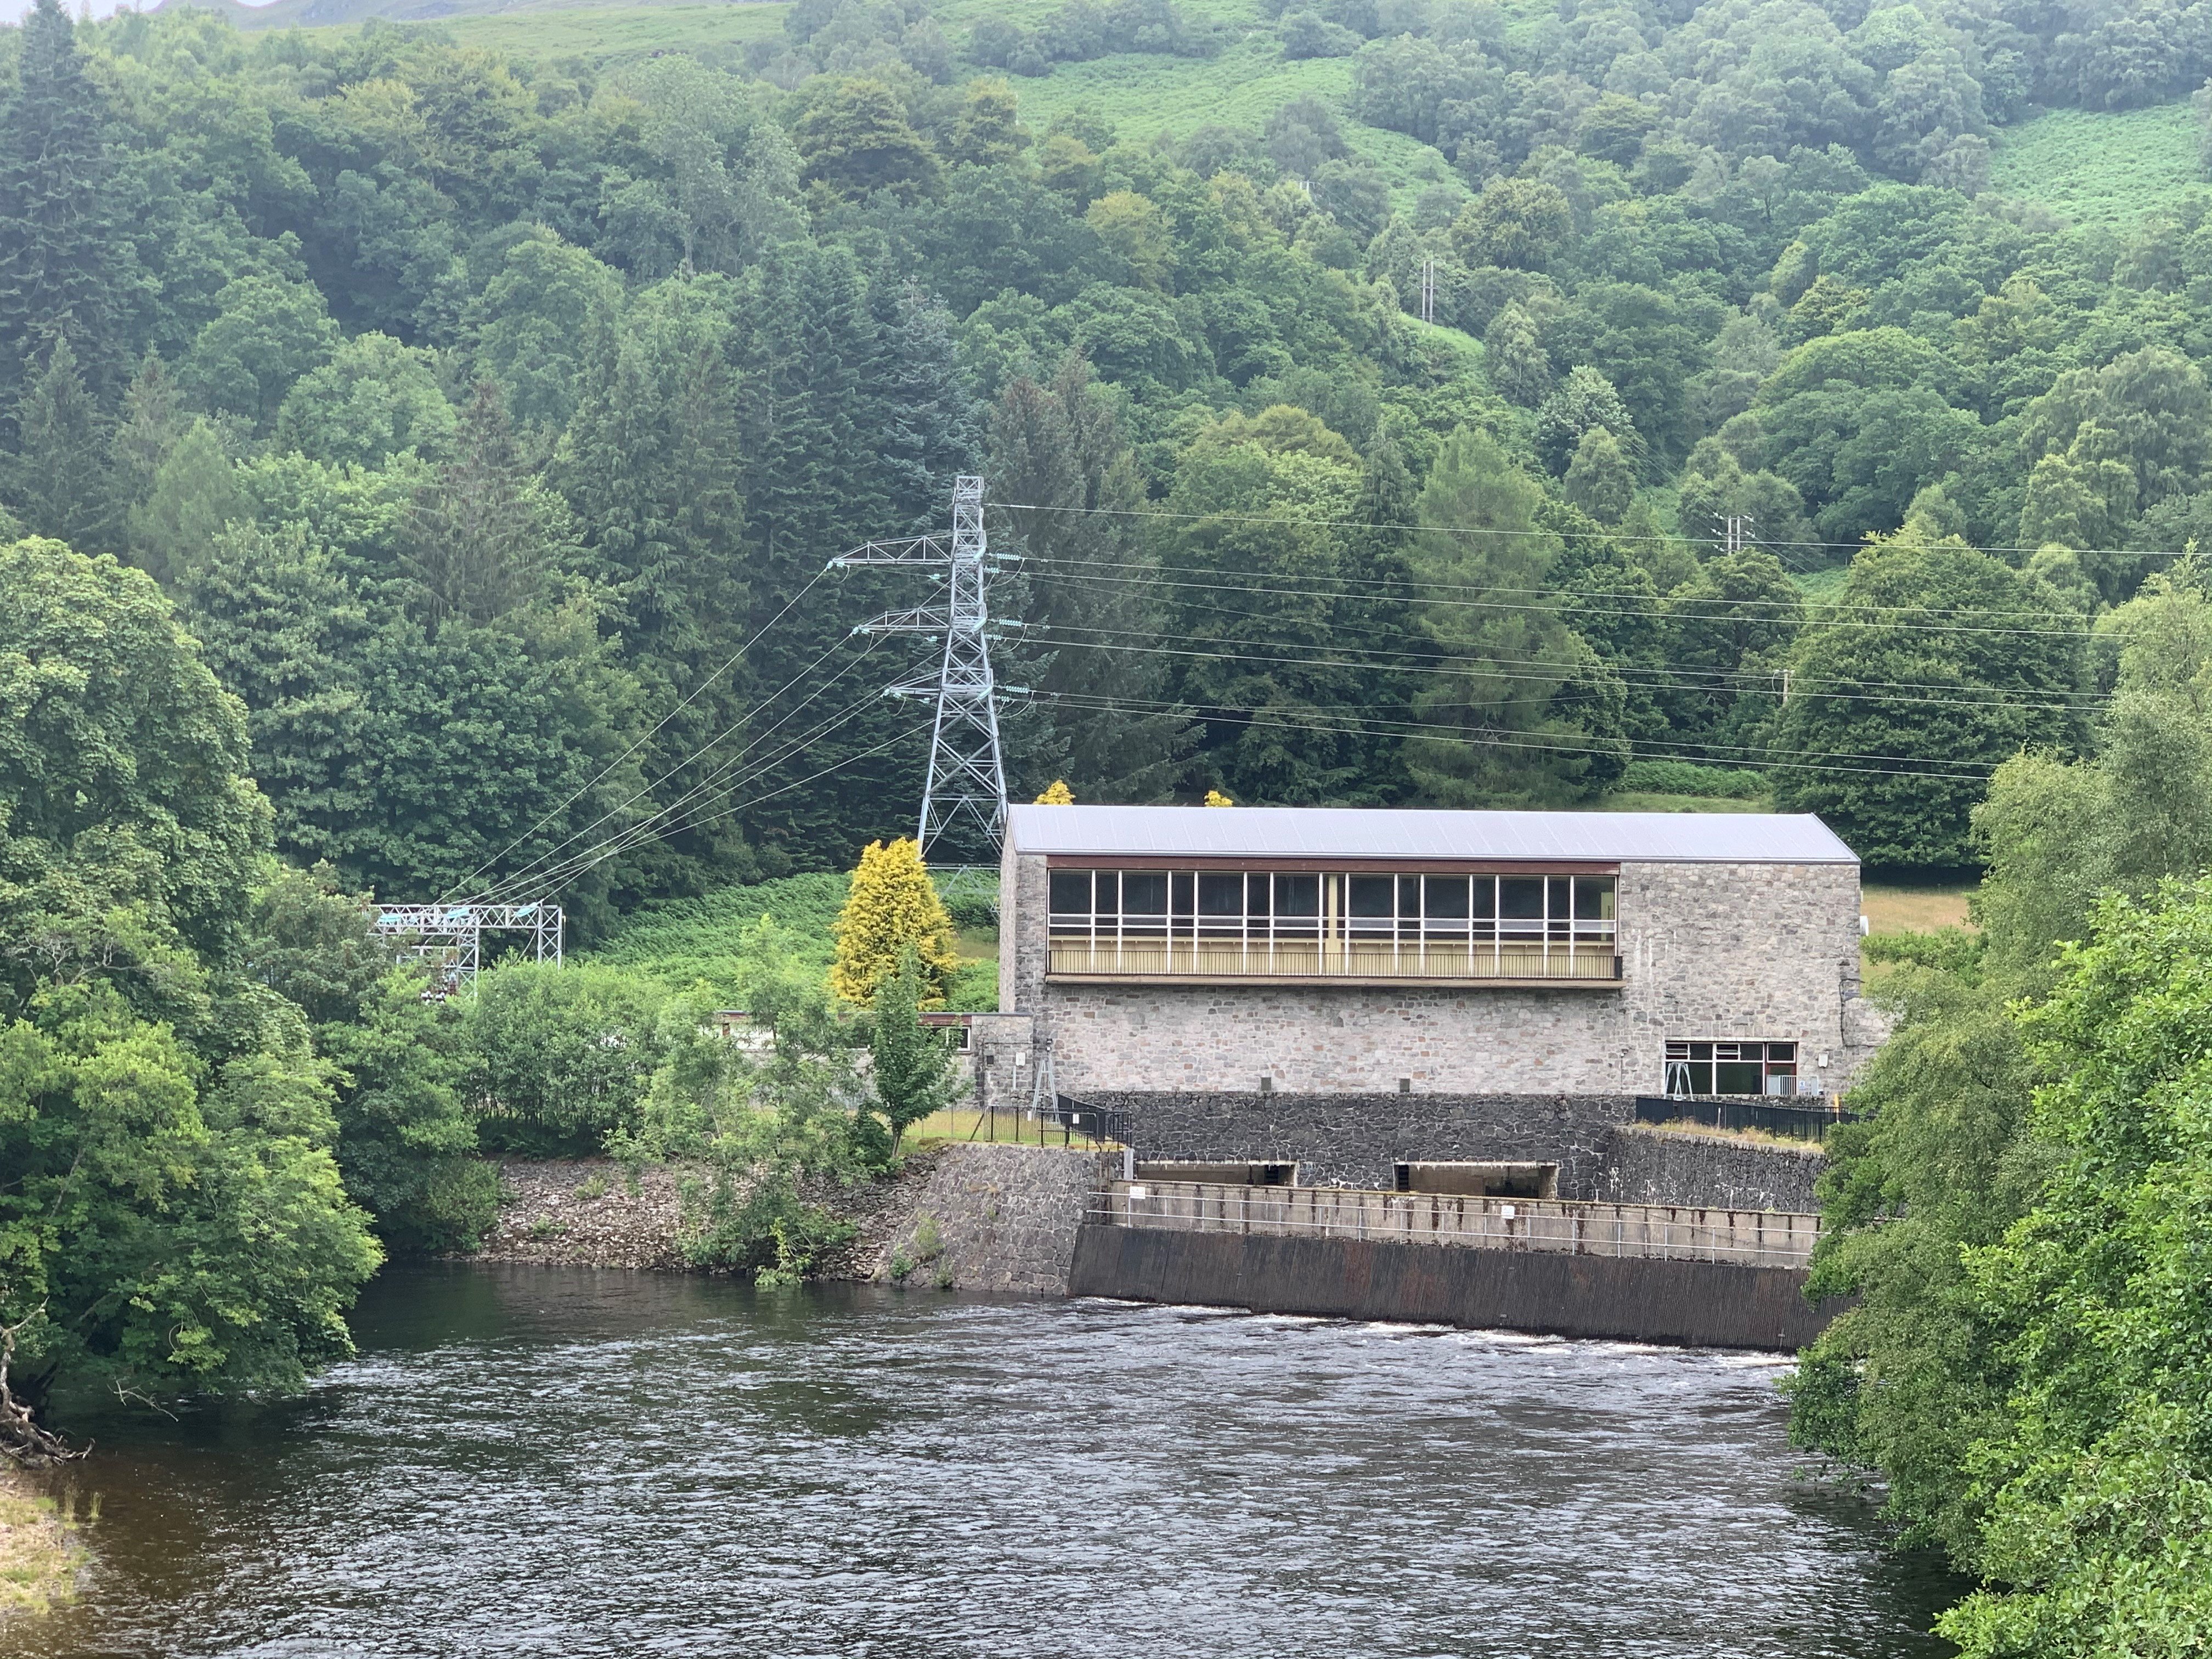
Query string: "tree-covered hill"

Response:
xmin=9 ymin=0 xmax=2212 ymax=928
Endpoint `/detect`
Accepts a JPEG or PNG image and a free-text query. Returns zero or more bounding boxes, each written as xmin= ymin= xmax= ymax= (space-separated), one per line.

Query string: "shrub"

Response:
xmin=456 ymin=962 xmax=675 ymax=1156
xmin=1616 ymin=759 xmax=1769 ymax=798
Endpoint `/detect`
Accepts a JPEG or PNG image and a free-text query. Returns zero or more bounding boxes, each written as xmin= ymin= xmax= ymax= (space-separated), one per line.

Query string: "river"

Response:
xmin=16 ymin=1265 xmax=1956 ymax=1658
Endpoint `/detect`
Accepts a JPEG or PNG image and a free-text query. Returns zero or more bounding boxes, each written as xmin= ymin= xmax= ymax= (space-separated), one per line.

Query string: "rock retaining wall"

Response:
xmin=1077 ymin=1090 xmax=1635 ymax=1195
xmin=1599 ymin=1124 xmax=1825 ymax=1214
xmin=872 ymin=1143 xmax=1104 ymax=1294
xmin=477 ymin=1159 xmax=689 ymax=1269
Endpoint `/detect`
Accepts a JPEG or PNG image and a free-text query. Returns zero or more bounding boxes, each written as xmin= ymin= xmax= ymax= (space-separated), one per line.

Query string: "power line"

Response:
xmin=1025 ymin=621 xmax=2102 ymax=716
xmin=441 ymin=566 xmax=836 ymax=903
xmin=1024 ymin=553 xmax=2110 ymax=639
xmin=1024 ymin=688 xmax=2006 ymax=782
xmin=499 ymin=718 xmax=937 ymax=902
xmin=1030 ymin=565 xmax=2108 ymax=709
xmin=465 ymin=629 xmax=889 ymax=905
xmin=471 ymin=674 xmax=902 ymax=906
xmin=989 ymin=496 xmax=2203 ymax=567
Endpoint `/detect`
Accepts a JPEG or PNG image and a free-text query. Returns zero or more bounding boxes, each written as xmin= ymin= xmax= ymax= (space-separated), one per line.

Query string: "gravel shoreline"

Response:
xmin=471 ymin=1154 xmax=949 ymax=1278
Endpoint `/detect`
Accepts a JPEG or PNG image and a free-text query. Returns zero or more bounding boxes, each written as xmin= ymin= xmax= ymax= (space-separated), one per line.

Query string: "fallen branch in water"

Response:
xmin=0 ymin=1312 xmax=83 ymax=1468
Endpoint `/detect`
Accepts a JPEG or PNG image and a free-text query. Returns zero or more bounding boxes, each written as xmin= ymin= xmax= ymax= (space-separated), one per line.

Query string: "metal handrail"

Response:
xmin=1091 ymin=1181 xmax=1820 ymax=1270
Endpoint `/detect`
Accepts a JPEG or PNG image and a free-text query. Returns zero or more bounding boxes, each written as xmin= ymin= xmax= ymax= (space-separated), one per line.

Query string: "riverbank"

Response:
xmin=475 ymin=1144 xmax=1104 ymax=1288
xmin=0 ymin=1466 xmax=77 ymax=1619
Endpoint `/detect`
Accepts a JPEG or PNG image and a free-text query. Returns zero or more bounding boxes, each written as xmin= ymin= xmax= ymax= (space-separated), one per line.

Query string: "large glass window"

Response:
xmin=1045 ymin=868 xmax=1619 ymax=981
xmin=1664 ymin=1040 xmax=1799 ymax=1096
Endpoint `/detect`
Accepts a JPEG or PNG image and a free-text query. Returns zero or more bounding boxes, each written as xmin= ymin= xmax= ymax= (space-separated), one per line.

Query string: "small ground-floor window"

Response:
xmin=1664 ymin=1040 xmax=1798 ymax=1096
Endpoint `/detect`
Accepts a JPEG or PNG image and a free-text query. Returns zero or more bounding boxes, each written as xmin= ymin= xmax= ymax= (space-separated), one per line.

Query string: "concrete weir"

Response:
xmin=1069 ymin=1226 xmax=1838 ymax=1350
xmin=1066 ymin=1181 xmax=1843 ymax=1350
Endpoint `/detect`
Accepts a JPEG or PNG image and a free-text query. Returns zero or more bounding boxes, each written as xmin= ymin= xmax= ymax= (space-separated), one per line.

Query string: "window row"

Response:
xmin=1663 ymin=1040 xmax=1802 ymax=1097
xmin=1047 ymin=871 xmax=1617 ymax=943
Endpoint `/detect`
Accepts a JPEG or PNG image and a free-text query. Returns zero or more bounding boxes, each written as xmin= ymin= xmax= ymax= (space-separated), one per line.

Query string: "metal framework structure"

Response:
xmin=373 ymin=902 xmax=565 ymax=992
xmin=831 ymin=475 xmax=1009 ymax=859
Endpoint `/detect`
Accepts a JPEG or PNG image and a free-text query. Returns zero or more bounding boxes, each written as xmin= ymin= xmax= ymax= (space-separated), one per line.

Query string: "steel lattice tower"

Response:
xmin=831 ymin=475 xmax=1009 ymax=858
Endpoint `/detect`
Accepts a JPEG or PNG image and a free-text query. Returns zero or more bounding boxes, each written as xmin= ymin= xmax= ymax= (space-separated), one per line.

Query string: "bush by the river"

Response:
xmin=458 ymin=962 xmax=678 ymax=1158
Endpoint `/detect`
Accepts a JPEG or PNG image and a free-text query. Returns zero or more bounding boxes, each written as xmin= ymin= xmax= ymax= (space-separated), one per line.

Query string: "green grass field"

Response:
xmin=1790 ymin=563 xmax=1851 ymax=605
xmin=279 ymin=0 xmax=791 ymax=60
xmin=977 ymin=39 xmax=1463 ymax=213
xmin=1991 ymin=98 xmax=2204 ymax=225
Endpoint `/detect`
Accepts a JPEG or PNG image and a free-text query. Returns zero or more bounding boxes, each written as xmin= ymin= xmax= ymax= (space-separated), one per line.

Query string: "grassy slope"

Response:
xmin=431 ymin=1 xmax=785 ymax=56
xmin=591 ymin=870 xmax=1001 ymax=1008
xmin=1991 ymin=98 xmax=2203 ymax=225
xmin=270 ymin=0 xmax=1463 ymax=210
xmin=998 ymin=37 xmax=1461 ymax=213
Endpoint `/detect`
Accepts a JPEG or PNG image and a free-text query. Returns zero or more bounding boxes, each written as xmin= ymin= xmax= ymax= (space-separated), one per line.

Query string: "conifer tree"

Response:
xmin=3 ymin=335 xmax=111 ymax=548
xmin=829 ymin=838 xmax=960 ymax=1006
xmin=1034 ymin=779 xmax=1074 ymax=803
xmin=994 ymin=352 xmax=1195 ymax=800
xmin=0 ymin=0 xmax=125 ymax=411
xmin=406 ymin=382 xmax=565 ymax=624
xmin=126 ymin=418 xmax=250 ymax=589
xmin=109 ymin=355 xmax=183 ymax=512
xmin=729 ymin=242 xmax=923 ymax=862
xmin=872 ymin=277 xmax=986 ymax=533
xmin=556 ymin=273 xmax=754 ymax=892
xmin=1405 ymin=425 xmax=1628 ymax=803
xmin=1335 ymin=425 xmax=1420 ymax=798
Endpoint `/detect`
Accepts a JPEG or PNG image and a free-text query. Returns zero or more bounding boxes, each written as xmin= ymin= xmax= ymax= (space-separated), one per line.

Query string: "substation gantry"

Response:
xmin=372 ymin=902 xmax=565 ymax=994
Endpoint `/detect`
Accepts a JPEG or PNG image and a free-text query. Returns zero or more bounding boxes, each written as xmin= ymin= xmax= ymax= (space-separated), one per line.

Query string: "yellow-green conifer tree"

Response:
xmin=828 ymin=837 xmax=961 ymax=1006
xmin=1034 ymin=780 xmax=1074 ymax=804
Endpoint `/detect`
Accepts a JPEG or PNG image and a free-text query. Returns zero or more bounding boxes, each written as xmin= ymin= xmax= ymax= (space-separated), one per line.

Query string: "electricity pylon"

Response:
xmin=831 ymin=475 xmax=1010 ymax=859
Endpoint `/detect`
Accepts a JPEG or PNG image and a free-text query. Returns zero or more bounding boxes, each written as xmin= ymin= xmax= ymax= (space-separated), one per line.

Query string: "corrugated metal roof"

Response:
xmin=1005 ymin=805 xmax=1858 ymax=864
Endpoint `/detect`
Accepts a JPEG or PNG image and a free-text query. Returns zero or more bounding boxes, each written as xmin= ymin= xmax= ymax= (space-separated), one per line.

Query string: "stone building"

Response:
xmin=997 ymin=804 xmax=1886 ymax=1193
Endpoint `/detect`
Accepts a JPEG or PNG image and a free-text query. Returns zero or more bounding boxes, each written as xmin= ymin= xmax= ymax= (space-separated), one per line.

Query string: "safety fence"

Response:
xmin=1633 ymin=1096 xmax=1864 ymax=1143
xmin=1089 ymin=1180 xmax=1821 ymax=1271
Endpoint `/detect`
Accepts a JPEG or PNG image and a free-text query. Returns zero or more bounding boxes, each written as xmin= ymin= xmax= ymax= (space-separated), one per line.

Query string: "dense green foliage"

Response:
xmin=13 ymin=0 xmax=2212 ymax=883
xmin=0 ymin=535 xmax=381 ymax=1410
xmin=1790 ymin=567 xmax=2212 ymax=1645
xmin=1933 ymin=880 xmax=2212 ymax=1654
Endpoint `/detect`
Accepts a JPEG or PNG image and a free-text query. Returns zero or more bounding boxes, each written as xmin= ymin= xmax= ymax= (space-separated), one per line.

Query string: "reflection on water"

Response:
xmin=18 ymin=1265 xmax=1958 ymax=1658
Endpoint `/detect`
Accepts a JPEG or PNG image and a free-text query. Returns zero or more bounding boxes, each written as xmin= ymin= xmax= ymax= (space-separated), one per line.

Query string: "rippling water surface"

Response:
xmin=19 ymin=1265 xmax=1956 ymax=1658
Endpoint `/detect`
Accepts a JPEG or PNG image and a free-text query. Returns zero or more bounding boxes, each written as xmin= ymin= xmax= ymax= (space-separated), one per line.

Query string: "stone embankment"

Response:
xmin=871 ymin=1144 xmax=1105 ymax=1294
xmin=476 ymin=1146 xmax=1103 ymax=1290
xmin=1599 ymin=1124 xmax=1826 ymax=1214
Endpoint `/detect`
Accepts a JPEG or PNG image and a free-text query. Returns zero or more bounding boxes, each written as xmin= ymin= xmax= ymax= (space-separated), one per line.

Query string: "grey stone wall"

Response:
xmin=1008 ymin=853 xmax=1882 ymax=1100
xmin=1080 ymin=1090 xmax=1636 ymax=1196
xmin=1599 ymin=1124 xmax=1825 ymax=1214
xmin=874 ymin=1143 xmax=1102 ymax=1294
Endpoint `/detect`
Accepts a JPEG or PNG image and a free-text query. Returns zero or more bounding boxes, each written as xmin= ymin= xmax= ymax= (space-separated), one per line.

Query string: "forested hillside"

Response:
xmin=8 ymin=0 xmax=2212 ymax=915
